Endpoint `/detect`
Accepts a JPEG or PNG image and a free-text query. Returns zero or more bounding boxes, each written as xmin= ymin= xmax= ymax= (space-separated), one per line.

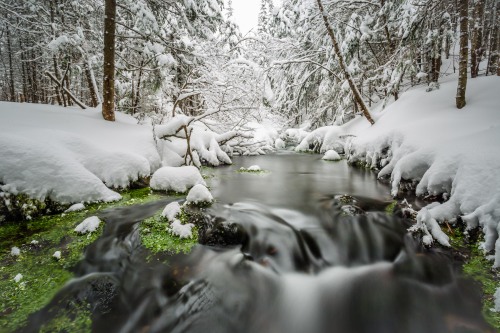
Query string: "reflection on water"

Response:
xmin=19 ymin=153 xmax=493 ymax=333
xmin=207 ymin=152 xmax=392 ymax=212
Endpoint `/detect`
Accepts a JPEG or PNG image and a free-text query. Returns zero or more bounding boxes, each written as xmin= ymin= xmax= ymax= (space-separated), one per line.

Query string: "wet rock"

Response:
xmin=195 ymin=214 xmax=244 ymax=247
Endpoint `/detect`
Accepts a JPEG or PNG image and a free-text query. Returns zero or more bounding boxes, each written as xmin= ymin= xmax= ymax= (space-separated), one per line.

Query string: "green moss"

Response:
xmin=0 ymin=187 xmax=161 ymax=332
xmin=39 ymin=303 xmax=92 ymax=333
xmin=448 ymin=229 xmax=500 ymax=330
xmin=140 ymin=210 xmax=197 ymax=255
xmin=0 ymin=216 xmax=101 ymax=331
xmin=385 ymin=200 xmax=398 ymax=215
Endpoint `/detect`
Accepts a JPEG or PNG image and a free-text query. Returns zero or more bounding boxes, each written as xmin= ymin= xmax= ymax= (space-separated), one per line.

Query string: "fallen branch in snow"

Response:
xmin=45 ymin=71 xmax=88 ymax=109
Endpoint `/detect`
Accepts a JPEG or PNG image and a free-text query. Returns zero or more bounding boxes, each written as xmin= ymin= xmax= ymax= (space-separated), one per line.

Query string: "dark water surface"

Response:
xmin=20 ymin=153 xmax=493 ymax=333
xmin=207 ymin=151 xmax=393 ymax=212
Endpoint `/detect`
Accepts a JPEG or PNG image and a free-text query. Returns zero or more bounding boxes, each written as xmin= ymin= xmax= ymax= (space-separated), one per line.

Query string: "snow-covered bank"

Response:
xmin=295 ymin=76 xmax=500 ymax=265
xmin=0 ymin=103 xmax=160 ymax=204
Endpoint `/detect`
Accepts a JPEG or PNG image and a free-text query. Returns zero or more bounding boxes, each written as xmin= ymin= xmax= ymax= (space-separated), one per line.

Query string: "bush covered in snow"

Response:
xmin=150 ymin=166 xmax=206 ymax=193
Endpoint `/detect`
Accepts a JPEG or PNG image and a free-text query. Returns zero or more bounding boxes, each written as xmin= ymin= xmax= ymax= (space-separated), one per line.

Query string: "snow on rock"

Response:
xmin=161 ymin=201 xmax=182 ymax=221
xmin=14 ymin=273 xmax=23 ymax=283
xmin=240 ymin=165 xmax=262 ymax=172
xmin=170 ymin=219 xmax=195 ymax=239
xmin=0 ymin=102 xmax=160 ymax=204
xmin=185 ymin=184 xmax=214 ymax=205
xmin=74 ymin=216 xmax=101 ymax=234
xmin=293 ymin=75 xmax=500 ymax=263
xmin=322 ymin=150 xmax=341 ymax=161
xmin=53 ymin=251 xmax=61 ymax=260
xmin=275 ymin=138 xmax=286 ymax=149
xmin=10 ymin=247 xmax=20 ymax=256
xmin=65 ymin=203 xmax=85 ymax=213
xmin=150 ymin=166 xmax=206 ymax=193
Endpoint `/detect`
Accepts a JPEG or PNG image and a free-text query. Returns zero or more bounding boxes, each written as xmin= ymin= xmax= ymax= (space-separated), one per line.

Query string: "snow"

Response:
xmin=322 ymin=150 xmax=341 ymax=161
xmin=240 ymin=165 xmax=262 ymax=172
xmin=185 ymin=184 xmax=214 ymax=205
xmin=169 ymin=219 xmax=195 ymax=239
xmin=156 ymin=119 xmax=234 ymax=167
xmin=10 ymin=247 xmax=20 ymax=256
xmin=275 ymin=138 xmax=286 ymax=149
xmin=53 ymin=251 xmax=61 ymax=260
xmin=0 ymin=102 xmax=160 ymax=204
xmin=161 ymin=201 xmax=182 ymax=221
xmin=294 ymin=75 xmax=500 ymax=262
xmin=74 ymin=216 xmax=101 ymax=234
xmin=14 ymin=273 xmax=23 ymax=283
xmin=65 ymin=203 xmax=85 ymax=213
xmin=150 ymin=166 xmax=206 ymax=193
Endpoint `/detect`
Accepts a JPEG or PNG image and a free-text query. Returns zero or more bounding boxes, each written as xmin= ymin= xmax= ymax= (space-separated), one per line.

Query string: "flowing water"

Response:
xmin=21 ymin=153 xmax=493 ymax=333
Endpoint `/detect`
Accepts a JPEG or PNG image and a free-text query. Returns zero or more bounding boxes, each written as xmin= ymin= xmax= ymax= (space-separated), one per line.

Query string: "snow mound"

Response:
xmin=275 ymin=138 xmax=286 ymax=149
xmin=161 ymin=201 xmax=182 ymax=221
xmin=185 ymin=184 xmax=213 ymax=205
xmin=74 ymin=216 xmax=101 ymax=234
xmin=150 ymin=166 xmax=206 ymax=193
xmin=323 ymin=150 xmax=341 ymax=161
xmin=0 ymin=102 xmax=160 ymax=204
xmin=65 ymin=203 xmax=85 ymax=213
xmin=11 ymin=247 xmax=20 ymax=256
xmin=170 ymin=219 xmax=195 ymax=239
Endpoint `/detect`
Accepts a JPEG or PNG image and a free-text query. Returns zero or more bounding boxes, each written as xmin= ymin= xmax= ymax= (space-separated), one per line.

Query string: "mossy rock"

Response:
xmin=140 ymin=208 xmax=198 ymax=255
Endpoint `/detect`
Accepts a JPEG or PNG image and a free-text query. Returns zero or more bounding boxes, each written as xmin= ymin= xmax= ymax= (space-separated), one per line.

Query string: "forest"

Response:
xmin=1 ymin=0 xmax=500 ymax=332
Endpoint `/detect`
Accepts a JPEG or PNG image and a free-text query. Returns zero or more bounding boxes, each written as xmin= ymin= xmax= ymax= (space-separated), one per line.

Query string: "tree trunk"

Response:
xmin=316 ymin=0 xmax=375 ymax=125
xmin=471 ymin=0 xmax=485 ymax=78
xmin=486 ymin=0 xmax=499 ymax=74
xmin=6 ymin=25 xmax=15 ymax=102
xmin=102 ymin=0 xmax=116 ymax=121
xmin=84 ymin=62 xmax=99 ymax=107
xmin=456 ymin=0 xmax=469 ymax=109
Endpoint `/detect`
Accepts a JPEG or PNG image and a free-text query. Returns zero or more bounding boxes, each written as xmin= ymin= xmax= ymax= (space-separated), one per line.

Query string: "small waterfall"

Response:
xmin=20 ymin=200 xmax=493 ymax=333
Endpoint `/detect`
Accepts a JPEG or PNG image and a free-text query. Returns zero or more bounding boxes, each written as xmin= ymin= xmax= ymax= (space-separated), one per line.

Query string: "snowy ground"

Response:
xmin=293 ymin=75 xmax=500 ymax=265
xmin=0 ymin=103 xmax=160 ymax=204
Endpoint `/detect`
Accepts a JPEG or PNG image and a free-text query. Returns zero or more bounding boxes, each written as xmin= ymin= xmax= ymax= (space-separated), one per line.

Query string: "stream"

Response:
xmin=20 ymin=153 xmax=492 ymax=333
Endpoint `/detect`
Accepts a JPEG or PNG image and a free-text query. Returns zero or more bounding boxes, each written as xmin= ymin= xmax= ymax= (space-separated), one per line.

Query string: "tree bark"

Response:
xmin=102 ymin=0 xmax=116 ymax=121
xmin=456 ymin=0 xmax=469 ymax=109
xmin=6 ymin=24 xmax=15 ymax=102
xmin=316 ymin=0 xmax=375 ymax=125
xmin=84 ymin=61 xmax=99 ymax=107
xmin=471 ymin=0 xmax=485 ymax=78
xmin=486 ymin=0 xmax=499 ymax=75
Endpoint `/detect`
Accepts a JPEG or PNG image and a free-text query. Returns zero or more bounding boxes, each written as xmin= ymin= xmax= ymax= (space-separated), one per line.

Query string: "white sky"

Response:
xmin=230 ymin=0 xmax=261 ymax=35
